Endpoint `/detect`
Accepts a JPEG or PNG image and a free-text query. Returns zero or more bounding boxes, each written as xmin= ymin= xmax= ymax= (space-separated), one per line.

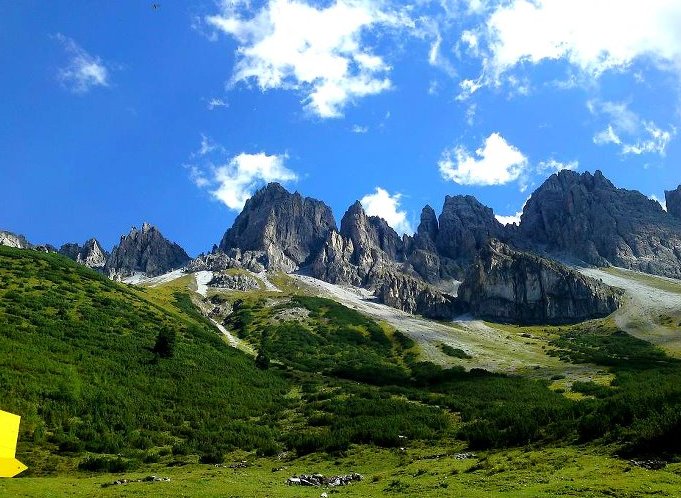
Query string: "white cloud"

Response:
xmin=439 ymin=132 xmax=527 ymax=186
xmin=589 ymin=100 xmax=676 ymax=155
xmin=482 ymin=0 xmax=681 ymax=81
xmin=360 ymin=187 xmax=413 ymax=235
xmin=206 ymin=0 xmax=411 ymax=118
xmin=593 ymin=125 xmax=622 ymax=146
xmin=537 ymin=158 xmax=578 ymax=173
xmin=188 ymin=137 xmax=298 ymax=210
xmin=495 ymin=211 xmax=521 ymax=226
xmin=55 ymin=34 xmax=109 ymax=93
xmin=351 ymin=124 xmax=369 ymax=133
xmin=207 ymin=97 xmax=228 ymax=110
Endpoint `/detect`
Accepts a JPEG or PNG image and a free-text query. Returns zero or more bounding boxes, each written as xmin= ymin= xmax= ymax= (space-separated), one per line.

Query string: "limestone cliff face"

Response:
xmin=106 ymin=223 xmax=190 ymax=278
xmin=0 ymin=230 xmax=32 ymax=249
xmin=59 ymin=238 xmax=108 ymax=270
xmin=665 ymin=185 xmax=681 ymax=220
xmin=310 ymin=202 xmax=460 ymax=318
xmin=519 ymin=170 xmax=681 ymax=278
xmin=406 ymin=196 xmax=509 ymax=282
xmin=219 ymin=183 xmax=336 ymax=272
xmin=458 ymin=240 xmax=622 ymax=324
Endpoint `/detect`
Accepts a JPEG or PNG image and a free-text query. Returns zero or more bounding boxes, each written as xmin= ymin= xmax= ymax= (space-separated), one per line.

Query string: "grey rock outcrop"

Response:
xmin=310 ymin=202 xmax=460 ymax=318
xmin=59 ymin=238 xmax=108 ymax=270
xmin=433 ymin=195 xmax=509 ymax=280
xmin=519 ymin=170 xmax=681 ymax=278
xmin=187 ymin=249 xmax=266 ymax=273
xmin=458 ymin=240 xmax=622 ymax=324
xmin=208 ymin=272 xmax=261 ymax=291
xmin=0 ymin=230 xmax=32 ymax=249
xmin=219 ymin=183 xmax=336 ymax=272
xmin=665 ymin=185 xmax=681 ymax=219
xmin=106 ymin=222 xmax=190 ymax=278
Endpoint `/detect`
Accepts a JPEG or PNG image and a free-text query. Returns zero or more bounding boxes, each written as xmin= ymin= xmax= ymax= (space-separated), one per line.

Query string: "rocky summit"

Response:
xmin=519 ymin=170 xmax=681 ymax=278
xmin=458 ymin=240 xmax=623 ymax=324
xmin=666 ymin=185 xmax=681 ymax=220
xmin=106 ymin=222 xmax=190 ymax=278
xmin=219 ymin=183 xmax=336 ymax=272
xmin=0 ymin=230 xmax=32 ymax=249
xmin=59 ymin=238 xmax=108 ymax=271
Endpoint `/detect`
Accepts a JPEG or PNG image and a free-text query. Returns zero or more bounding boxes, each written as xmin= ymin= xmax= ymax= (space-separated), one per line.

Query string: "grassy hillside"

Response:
xmin=3 ymin=246 xmax=681 ymax=495
xmin=0 ymin=246 xmax=295 ymax=473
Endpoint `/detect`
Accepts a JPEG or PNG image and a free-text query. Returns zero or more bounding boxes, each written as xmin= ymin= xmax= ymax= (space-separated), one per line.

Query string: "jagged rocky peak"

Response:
xmin=436 ymin=195 xmax=507 ymax=262
xmin=59 ymin=238 xmax=108 ymax=270
xmin=219 ymin=182 xmax=336 ymax=272
xmin=417 ymin=205 xmax=438 ymax=242
xmin=519 ymin=169 xmax=681 ymax=278
xmin=106 ymin=222 xmax=190 ymax=278
xmin=0 ymin=230 xmax=32 ymax=249
xmin=339 ymin=200 xmax=404 ymax=262
xmin=665 ymin=185 xmax=681 ymax=219
xmin=458 ymin=240 xmax=622 ymax=325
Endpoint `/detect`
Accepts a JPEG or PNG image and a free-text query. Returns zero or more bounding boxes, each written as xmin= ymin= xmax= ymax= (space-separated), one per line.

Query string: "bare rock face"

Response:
xmin=374 ymin=270 xmax=463 ymax=319
xmin=665 ymin=185 xmax=681 ymax=219
xmin=106 ymin=223 xmax=190 ymax=278
xmin=435 ymin=195 xmax=509 ymax=279
xmin=458 ymin=240 xmax=622 ymax=324
xmin=208 ymin=272 xmax=261 ymax=291
xmin=520 ymin=170 xmax=681 ymax=278
xmin=187 ymin=249 xmax=266 ymax=274
xmin=59 ymin=238 xmax=108 ymax=270
xmin=310 ymin=202 xmax=460 ymax=318
xmin=219 ymin=183 xmax=336 ymax=271
xmin=405 ymin=197 xmax=509 ymax=283
xmin=0 ymin=230 xmax=32 ymax=249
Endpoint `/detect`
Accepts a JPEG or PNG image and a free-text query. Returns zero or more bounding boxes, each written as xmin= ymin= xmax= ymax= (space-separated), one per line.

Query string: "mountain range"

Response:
xmin=3 ymin=169 xmax=680 ymax=324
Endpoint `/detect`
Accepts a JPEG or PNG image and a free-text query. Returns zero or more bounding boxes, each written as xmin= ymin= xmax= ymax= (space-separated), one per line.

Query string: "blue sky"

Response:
xmin=2 ymin=0 xmax=681 ymax=256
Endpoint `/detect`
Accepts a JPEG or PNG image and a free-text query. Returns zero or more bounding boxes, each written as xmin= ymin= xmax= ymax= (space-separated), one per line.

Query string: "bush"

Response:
xmin=78 ymin=455 xmax=132 ymax=473
xmin=153 ymin=327 xmax=177 ymax=358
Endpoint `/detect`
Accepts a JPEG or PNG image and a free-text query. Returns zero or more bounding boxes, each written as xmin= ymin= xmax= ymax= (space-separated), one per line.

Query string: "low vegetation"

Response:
xmin=3 ymin=245 xmax=681 ymax=496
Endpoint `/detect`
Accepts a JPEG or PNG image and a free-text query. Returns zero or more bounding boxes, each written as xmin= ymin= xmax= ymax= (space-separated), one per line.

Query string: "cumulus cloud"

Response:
xmin=360 ymin=187 xmax=413 ymax=235
xmin=439 ymin=132 xmax=527 ymax=186
xmin=589 ymin=100 xmax=676 ymax=155
xmin=483 ymin=0 xmax=681 ymax=80
xmin=537 ymin=158 xmax=578 ymax=174
xmin=188 ymin=137 xmax=297 ymax=211
xmin=206 ymin=0 xmax=411 ymax=118
xmin=495 ymin=211 xmax=521 ymax=226
xmin=55 ymin=34 xmax=109 ymax=93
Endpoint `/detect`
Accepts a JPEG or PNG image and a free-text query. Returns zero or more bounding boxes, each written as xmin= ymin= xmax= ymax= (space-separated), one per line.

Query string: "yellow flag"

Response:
xmin=0 ymin=410 xmax=27 ymax=477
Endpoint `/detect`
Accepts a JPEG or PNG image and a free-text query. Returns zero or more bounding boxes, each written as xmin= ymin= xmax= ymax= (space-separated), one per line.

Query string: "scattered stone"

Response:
xmin=229 ymin=460 xmax=249 ymax=469
xmin=287 ymin=473 xmax=363 ymax=487
xmin=629 ymin=459 xmax=666 ymax=470
xmin=453 ymin=452 xmax=476 ymax=460
xmin=101 ymin=475 xmax=170 ymax=488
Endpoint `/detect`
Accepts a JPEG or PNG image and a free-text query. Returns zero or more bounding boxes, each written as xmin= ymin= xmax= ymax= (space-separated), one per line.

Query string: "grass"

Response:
xmin=3 ymin=444 xmax=681 ymax=497
xmin=4 ymin=246 xmax=681 ymax=495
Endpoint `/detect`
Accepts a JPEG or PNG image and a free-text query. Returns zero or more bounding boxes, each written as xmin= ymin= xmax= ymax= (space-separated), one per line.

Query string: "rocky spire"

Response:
xmin=665 ymin=185 xmax=681 ymax=219
xmin=219 ymin=183 xmax=336 ymax=271
xmin=519 ymin=169 xmax=681 ymax=278
xmin=105 ymin=223 xmax=190 ymax=278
